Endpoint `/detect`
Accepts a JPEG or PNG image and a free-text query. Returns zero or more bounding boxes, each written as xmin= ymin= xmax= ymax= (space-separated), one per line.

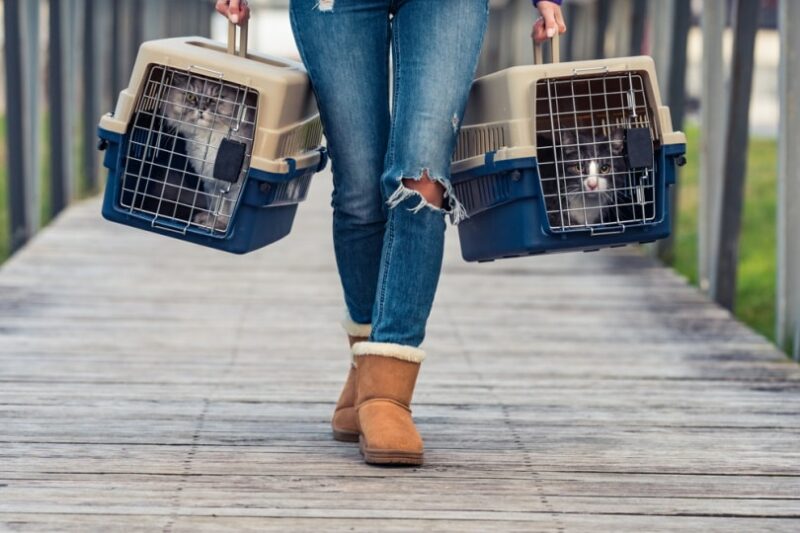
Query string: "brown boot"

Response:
xmin=331 ymin=334 xmax=366 ymax=442
xmin=331 ymin=315 xmax=372 ymax=442
xmin=353 ymin=344 xmax=425 ymax=466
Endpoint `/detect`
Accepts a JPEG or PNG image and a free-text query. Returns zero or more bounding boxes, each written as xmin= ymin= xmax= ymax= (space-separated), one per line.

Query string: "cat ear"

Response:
xmin=559 ymin=130 xmax=575 ymax=147
xmin=611 ymin=129 xmax=625 ymax=155
xmin=558 ymin=130 xmax=577 ymax=157
xmin=169 ymin=73 xmax=189 ymax=90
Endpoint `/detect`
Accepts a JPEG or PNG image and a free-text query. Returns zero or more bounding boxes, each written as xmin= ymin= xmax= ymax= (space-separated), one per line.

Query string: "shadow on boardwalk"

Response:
xmin=1 ymin=173 xmax=799 ymax=531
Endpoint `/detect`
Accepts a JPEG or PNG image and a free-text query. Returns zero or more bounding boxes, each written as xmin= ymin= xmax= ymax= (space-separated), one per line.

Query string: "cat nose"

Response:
xmin=585 ymin=176 xmax=599 ymax=190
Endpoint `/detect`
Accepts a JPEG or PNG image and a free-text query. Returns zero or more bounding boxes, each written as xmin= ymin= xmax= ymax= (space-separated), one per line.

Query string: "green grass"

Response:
xmin=672 ymin=124 xmax=778 ymax=343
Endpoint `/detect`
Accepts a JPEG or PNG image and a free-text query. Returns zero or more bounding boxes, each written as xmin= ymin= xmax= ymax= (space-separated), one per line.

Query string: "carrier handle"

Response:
xmin=533 ymin=32 xmax=560 ymax=65
xmin=227 ymin=19 xmax=248 ymax=58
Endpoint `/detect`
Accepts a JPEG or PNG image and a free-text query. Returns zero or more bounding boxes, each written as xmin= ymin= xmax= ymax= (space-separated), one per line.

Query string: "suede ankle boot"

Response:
xmin=331 ymin=334 xmax=366 ymax=442
xmin=353 ymin=350 xmax=424 ymax=465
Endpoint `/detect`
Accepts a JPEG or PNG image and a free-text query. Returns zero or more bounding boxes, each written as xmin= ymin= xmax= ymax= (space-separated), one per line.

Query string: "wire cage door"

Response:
xmin=535 ymin=71 xmax=659 ymax=234
xmin=121 ymin=64 xmax=259 ymax=235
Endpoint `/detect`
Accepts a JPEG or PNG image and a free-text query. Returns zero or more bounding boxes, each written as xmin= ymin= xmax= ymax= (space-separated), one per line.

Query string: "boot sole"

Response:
xmin=359 ymin=435 xmax=424 ymax=466
xmin=331 ymin=428 xmax=360 ymax=443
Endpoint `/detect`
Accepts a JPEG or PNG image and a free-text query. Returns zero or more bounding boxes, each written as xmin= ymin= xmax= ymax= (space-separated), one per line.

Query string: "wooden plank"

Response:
xmin=2 ymin=513 xmax=796 ymax=533
xmin=0 ymin=166 xmax=799 ymax=530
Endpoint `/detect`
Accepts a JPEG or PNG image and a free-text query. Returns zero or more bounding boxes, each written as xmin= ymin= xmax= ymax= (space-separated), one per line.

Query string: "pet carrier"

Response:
xmin=451 ymin=35 xmax=687 ymax=262
xmin=98 ymin=21 xmax=327 ymax=254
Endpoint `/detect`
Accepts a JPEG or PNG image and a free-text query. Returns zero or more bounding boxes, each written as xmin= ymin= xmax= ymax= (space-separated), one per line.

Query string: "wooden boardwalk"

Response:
xmin=1 ymin=175 xmax=800 ymax=532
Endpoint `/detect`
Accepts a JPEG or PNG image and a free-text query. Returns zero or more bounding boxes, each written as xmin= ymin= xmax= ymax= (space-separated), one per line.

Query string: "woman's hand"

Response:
xmin=215 ymin=0 xmax=250 ymax=25
xmin=532 ymin=1 xmax=567 ymax=43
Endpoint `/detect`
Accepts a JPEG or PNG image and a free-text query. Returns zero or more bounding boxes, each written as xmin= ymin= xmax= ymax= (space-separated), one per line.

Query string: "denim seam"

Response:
xmin=386 ymin=11 xmax=402 ymax=168
xmin=371 ymin=209 xmax=395 ymax=340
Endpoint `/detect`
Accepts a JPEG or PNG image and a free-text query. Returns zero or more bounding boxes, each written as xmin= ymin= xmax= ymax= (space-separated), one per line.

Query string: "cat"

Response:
xmin=159 ymin=72 xmax=254 ymax=231
xmin=538 ymin=128 xmax=628 ymax=228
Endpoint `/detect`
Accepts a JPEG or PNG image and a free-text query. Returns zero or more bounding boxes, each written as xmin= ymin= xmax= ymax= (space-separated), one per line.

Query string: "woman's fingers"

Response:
xmin=215 ymin=0 xmax=228 ymax=16
xmin=532 ymin=18 xmax=548 ymax=43
xmin=229 ymin=0 xmax=241 ymax=23
xmin=554 ymin=8 xmax=567 ymax=33
xmin=540 ymin=6 xmax=558 ymax=38
xmin=215 ymin=0 xmax=250 ymax=25
xmin=532 ymin=1 xmax=567 ymax=44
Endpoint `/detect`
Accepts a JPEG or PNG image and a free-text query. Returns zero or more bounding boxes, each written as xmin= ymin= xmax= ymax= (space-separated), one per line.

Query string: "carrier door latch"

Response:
xmin=214 ymin=138 xmax=247 ymax=183
xmin=624 ymin=127 xmax=654 ymax=169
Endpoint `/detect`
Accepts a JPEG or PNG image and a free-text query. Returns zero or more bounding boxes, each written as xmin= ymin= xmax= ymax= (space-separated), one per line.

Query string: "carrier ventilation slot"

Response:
xmin=452 ymin=172 xmax=513 ymax=218
xmin=453 ymin=125 xmax=508 ymax=162
xmin=534 ymin=72 xmax=658 ymax=234
xmin=278 ymin=119 xmax=323 ymax=158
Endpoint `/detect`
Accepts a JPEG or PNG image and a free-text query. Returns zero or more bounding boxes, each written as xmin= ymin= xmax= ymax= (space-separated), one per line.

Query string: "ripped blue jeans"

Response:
xmin=290 ymin=0 xmax=488 ymax=354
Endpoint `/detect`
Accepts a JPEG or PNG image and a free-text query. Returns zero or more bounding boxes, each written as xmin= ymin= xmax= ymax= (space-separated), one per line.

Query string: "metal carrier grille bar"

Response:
xmin=535 ymin=71 xmax=659 ymax=234
xmin=120 ymin=64 xmax=259 ymax=235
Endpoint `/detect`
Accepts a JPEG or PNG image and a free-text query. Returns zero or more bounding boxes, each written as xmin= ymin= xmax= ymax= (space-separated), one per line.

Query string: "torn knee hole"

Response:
xmin=401 ymin=174 xmax=444 ymax=208
xmin=386 ymin=171 xmax=467 ymax=223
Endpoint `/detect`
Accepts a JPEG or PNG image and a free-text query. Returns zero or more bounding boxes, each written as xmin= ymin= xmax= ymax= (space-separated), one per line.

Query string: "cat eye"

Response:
xmin=568 ymin=164 xmax=583 ymax=174
xmin=600 ymin=164 xmax=611 ymax=173
xmin=185 ymin=93 xmax=197 ymax=103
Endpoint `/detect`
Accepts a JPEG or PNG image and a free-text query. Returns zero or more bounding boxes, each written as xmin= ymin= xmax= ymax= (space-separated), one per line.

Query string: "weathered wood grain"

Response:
xmin=1 ymin=173 xmax=799 ymax=531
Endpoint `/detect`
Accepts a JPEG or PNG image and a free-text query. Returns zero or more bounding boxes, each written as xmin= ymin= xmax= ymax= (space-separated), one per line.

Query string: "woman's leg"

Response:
xmin=359 ymin=0 xmax=490 ymax=356
xmin=289 ymin=0 xmax=392 ymax=329
xmin=353 ymin=0 xmax=489 ymax=465
xmin=290 ymin=0 xmax=393 ymax=442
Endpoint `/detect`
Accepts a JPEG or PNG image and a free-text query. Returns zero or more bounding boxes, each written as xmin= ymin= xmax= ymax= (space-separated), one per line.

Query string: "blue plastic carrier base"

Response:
xmin=98 ymin=127 xmax=327 ymax=255
xmin=451 ymin=144 xmax=686 ymax=263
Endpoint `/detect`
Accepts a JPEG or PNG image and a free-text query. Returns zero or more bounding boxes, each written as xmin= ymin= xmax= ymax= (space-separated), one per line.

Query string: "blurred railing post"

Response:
xmin=777 ymin=0 xmax=800 ymax=360
xmin=630 ymin=0 xmax=648 ymax=55
xmin=23 ymin=1 xmax=42 ymax=234
xmin=83 ymin=0 xmax=100 ymax=192
xmin=648 ymin=0 xmax=674 ymax=94
xmin=712 ymin=0 xmax=759 ymax=311
xmin=3 ymin=0 xmax=40 ymax=252
xmin=655 ymin=0 xmax=691 ymax=263
xmin=95 ymin=0 xmax=115 ymax=144
xmin=142 ymin=0 xmax=168 ymax=41
xmin=49 ymin=0 xmax=78 ymax=217
xmin=111 ymin=0 xmax=128 ymax=99
xmin=604 ymin=0 xmax=632 ymax=58
xmin=698 ymin=0 xmax=727 ymax=295
xmin=570 ymin=1 xmax=599 ymax=61
xmin=594 ymin=0 xmax=611 ymax=58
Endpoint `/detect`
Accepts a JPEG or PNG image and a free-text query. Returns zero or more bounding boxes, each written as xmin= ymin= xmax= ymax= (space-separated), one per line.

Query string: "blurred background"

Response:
xmin=0 ymin=0 xmax=796 ymax=358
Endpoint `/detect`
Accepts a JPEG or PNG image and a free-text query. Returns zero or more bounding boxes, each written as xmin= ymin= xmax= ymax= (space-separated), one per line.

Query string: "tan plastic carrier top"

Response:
xmin=453 ymin=35 xmax=686 ymax=176
xmin=100 ymin=22 xmax=322 ymax=177
xmin=99 ymin=21 xmax=324 ymax=235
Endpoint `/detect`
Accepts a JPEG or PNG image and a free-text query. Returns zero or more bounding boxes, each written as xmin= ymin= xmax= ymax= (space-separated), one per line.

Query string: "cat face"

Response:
xmin=558 ymin=129 xmax=627 ymax=225
xmin=161 ymin=74 xmax=242 ymax=133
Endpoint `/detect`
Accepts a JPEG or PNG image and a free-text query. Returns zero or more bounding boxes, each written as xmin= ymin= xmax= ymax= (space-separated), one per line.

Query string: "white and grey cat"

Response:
xmin=541 ymin=129 xmax=627 ymax=227
xmin=160 ymin=73 xmax=254 ymax=230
